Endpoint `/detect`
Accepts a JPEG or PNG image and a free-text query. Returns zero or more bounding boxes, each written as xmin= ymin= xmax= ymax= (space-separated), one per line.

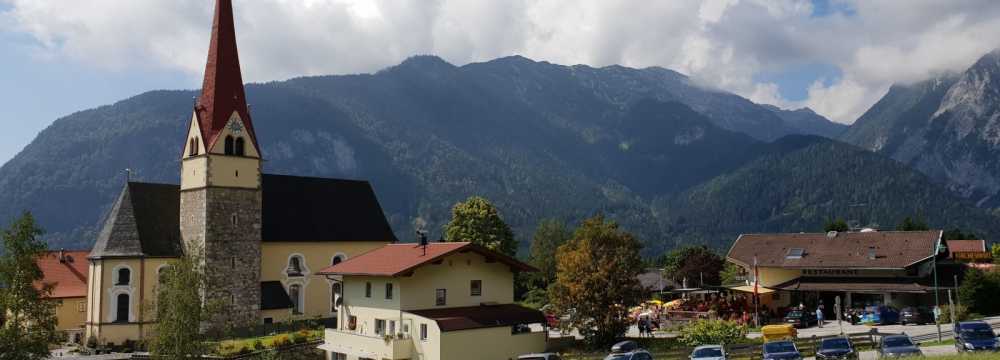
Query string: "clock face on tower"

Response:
xmin=227 ymin=119 xmax=244 ymax=135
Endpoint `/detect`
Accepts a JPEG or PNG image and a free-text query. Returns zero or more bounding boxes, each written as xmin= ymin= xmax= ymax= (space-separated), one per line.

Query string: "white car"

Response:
xmin=519 ymin=353 xmax=562 ymax=360
xmin=690 ymin=345 xmax=726 ymax=360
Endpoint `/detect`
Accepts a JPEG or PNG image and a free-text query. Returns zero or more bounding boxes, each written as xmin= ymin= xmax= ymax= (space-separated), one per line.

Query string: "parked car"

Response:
xmin=877 ymin=335 xmax=921 ymax=358
xmin=816 ymin=337 xmax=858 ymax=360
xmin=861 ymin=306 xmax=900 ymax=325
xmin=689 ymin=345 xmax=726 ymax=360
xmin=762 ymin=340 xmax=802 ymax=360
xmin=954 ymin=321 xmax=998 ymax=352
xmin=900 ymin=307 xmax=932 ymax=326
xmin=605 ymin=340 xmax=654 ymax=360
xmin=783 ymin=310 xmax=817 ymax=328
xmin=519 ymin=353 xmax=562 ymax=360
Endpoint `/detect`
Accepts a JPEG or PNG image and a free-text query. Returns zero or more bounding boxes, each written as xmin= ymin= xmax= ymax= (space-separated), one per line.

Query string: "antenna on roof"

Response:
xmin=417 ymin=229 xmax=428 ymax=256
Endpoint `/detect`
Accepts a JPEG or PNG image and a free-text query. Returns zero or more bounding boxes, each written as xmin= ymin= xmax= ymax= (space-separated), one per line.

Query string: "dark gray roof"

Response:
xmin=260 ymin=281 xmax=293 ymax=310
xmin=89 ymin=174 xmax=397 ymax=259
xmin=90 ymin=182 xmax=182 ymax=259
xmin=261 ymin=174 xmax=398 ymax=243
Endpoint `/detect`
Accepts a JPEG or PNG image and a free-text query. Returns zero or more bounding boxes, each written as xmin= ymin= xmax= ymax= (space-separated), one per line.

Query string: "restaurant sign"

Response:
xmin=801 ymin=269 xmax=902 ymax=277
xmin=952 ymin=251 xmax=993 ymax=262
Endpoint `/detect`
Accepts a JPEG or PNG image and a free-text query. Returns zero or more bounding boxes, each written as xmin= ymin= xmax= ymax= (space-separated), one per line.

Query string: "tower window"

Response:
xmin=231 ymin=214 xmax=238 ymax=226
xmin=224 ymin=135 xmax=235 ymax=155
xmin=189 ymin=138 xmax=199 ymax=156
xmin=235 ymin=137 xmax=246 ymax=156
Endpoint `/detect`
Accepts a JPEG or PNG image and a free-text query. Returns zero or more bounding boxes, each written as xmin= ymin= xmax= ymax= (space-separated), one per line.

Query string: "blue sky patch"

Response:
xmin=810 ymin=0 xmax=856 ymax=18
xmin=753 ymin=62 xmax=842 ymax=102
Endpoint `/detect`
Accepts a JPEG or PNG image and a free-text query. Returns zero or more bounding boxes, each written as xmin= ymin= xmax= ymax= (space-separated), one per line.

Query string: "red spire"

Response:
xmin=195 ymin=0 xmax=260 ymax=155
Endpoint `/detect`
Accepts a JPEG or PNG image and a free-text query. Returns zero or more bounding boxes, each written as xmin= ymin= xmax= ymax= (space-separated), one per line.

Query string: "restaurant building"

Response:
xmin=725 ymin=230 xmax=952 ymax=316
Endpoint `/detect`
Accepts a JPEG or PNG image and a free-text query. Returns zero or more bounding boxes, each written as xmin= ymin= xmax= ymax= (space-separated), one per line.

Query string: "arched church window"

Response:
xmin=332 ymin=255 xmax=345 ymax=266
xmin=116 ymin=268 xmax=131 ymax=286
xmin=115 ymin=293 xmax=130 ymax=323
xmin=225 ymin=135 xmax=235 ymax=155
xmin=286 ymin=256 xmax=304 ymax=277
xmin=235 ymin=137 xmax=246 ymax=156
xmin=289 ymin=284 xmax=302 ymax=315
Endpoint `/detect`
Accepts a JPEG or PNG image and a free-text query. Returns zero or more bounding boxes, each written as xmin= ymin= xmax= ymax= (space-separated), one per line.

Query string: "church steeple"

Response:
xmin=193 ymin=0 xmax=260 ymax=156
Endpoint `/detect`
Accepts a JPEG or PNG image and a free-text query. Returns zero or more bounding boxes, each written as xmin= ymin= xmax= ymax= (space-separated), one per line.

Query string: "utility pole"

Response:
xmin=954 ymin=274 xmax=960 ymax=308
xmin=934 ymin=240 xmax=942 ymax=342
xmin=948 ymin=290 xmax=956 ymax=327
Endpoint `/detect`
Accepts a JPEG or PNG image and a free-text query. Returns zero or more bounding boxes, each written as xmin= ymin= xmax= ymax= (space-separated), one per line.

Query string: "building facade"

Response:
xmin=317 ymin=242 xmax=547 ymax=360
xmin=726 ymin=230 xmax=952 ymax=317
xmin=82 ymin=0 xmax=398 ymax=345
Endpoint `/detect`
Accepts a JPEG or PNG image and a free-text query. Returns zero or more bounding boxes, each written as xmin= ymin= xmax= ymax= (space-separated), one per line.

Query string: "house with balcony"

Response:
xmin=315 ymin=242 xmax=547 ymax=360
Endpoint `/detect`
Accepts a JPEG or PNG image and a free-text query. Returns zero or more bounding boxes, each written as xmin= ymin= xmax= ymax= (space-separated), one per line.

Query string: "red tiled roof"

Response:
xmin=316 ymin=242 xmax=536 ymax=277
xmin=407 ymin=304 xmax=545 ymax=332
xmin=727 ymin=230 xmax=941 ymax=269
xmin=193 ymin=0 xmax=260 ymax=155
xmin=947 ymin=240 xmax=986 ymax=253
xmin=35 ymin=251 xmax=89 ymax=299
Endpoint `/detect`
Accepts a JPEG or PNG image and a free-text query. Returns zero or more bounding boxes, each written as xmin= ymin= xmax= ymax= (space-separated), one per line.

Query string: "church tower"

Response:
xmin=180 ymin=0 xmax=262 ymax=327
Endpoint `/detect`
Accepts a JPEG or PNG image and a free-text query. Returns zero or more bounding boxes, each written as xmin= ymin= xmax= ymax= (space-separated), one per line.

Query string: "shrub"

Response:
xmin=938 ymin=304 xmax=969 ymax=323
xmin=678 ymin=320 xmax=747 ymax=346
xmin=289 ymin=331 xmax=304 ymax=344
xmin=86 ymin=336 xmax=98 ymax=349
xmin=253 ymin=339 xmax=265 ymax=351
xmin=271 ymin=334 xmax=291 ymax=348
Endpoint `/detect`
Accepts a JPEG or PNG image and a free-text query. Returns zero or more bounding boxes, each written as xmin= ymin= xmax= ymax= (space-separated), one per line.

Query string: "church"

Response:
xmin=84 ymin=0 xmax=398 ymax=345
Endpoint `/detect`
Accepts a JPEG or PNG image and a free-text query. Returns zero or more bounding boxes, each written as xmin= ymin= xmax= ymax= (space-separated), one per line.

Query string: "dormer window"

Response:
xmin=286 ymin=256 xmax=304 ymax=277
xmin=235 ymin=137 xmax=246 ymax=156
xmin=224 ymin=135 xmax=235 ymax=155
xmin=786 ymin=248 xmax=804 ymax=259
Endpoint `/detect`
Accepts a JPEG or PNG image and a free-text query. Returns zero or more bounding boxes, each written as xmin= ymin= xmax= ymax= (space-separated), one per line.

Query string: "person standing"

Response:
xmin=816 ymin=307 xmax=825 ymax=328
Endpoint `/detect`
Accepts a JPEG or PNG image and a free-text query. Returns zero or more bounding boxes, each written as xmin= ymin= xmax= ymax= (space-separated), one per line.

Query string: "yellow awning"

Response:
xmin=728 ymin=285 xmax=775 ymax=294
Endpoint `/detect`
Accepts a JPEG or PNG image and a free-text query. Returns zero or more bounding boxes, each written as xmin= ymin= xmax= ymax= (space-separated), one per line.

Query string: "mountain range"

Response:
xmin=0 ymin=54 xmax=996 ymax=256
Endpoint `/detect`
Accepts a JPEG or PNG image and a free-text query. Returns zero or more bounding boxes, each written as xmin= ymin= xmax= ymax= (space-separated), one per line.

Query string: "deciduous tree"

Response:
xmin=150 ymin=248 xmax=217 ymax=359
xmin=658 ymin=245 xmax=725 ymax=287
xmin=823 ymin=218 xmax=849 ymax=232
xmin=549 ymin=215 xmax=643 ymax=346
xmin=896 ymin=216 xmax=929 ymax=231
xmin=444 ymin=196 xmax=517 ymax=256
xmin=0 ymin=212 xmax=59 ymax=359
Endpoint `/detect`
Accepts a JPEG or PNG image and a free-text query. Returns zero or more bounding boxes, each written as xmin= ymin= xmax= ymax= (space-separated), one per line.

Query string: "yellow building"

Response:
xmin=81 ymin=0 xmax=397 ymax=345
xmin=317 ymin=242 xmax=547 ymax=360
xmin=35 ymin=250 xmax=90 ymax=343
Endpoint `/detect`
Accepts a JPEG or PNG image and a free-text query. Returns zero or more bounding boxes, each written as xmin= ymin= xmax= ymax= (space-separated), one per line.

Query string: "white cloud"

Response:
xmin=4 ymin=0 xmax=1000 ymax=124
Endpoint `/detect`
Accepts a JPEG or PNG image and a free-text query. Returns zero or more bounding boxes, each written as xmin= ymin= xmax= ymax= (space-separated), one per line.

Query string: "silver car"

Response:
xmin=519 ymin=353 xmax=562 ymax=360
xmin=605 ymin=340 xmax=654 ymax=360
xmin=690 ymin=345 xmax=726 ymax=360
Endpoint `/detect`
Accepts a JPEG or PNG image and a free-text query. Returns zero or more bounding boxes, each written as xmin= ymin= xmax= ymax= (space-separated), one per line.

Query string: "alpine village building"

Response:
xmin=82 ymin=0 xmax=400 ymax=345
xmin=725 ymin=230 xmax=988 ymax=317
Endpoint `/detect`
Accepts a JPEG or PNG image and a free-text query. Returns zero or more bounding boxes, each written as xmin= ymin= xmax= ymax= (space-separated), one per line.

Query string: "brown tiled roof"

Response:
xmin=193 ymin=0 xmax=261 ymax=155
xmin=772 ymin=277 xmax=932 ymax=293
xmin=35 ymin=251 xmax=89 ymax=299
xmin=407 ymin=304 xmax=545 ymax=332
xmin=315 ymin=242 xmax=536 ymax=277
xmin=727 ymin=230 xmax=941 ymax=269
xmin=946 ymin=240 xmax=986 ymax=253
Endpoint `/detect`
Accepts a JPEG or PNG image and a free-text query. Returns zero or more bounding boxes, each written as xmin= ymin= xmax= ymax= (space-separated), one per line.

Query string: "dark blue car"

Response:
xmin=954 ymin=321 xmax=998 ymax=352
xmin=763 ymin=340 xmax=802 ymax=360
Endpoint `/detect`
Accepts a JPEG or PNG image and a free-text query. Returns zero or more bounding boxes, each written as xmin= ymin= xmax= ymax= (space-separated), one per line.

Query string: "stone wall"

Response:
xmin=180 ymin=187 xmax=263 ymax=328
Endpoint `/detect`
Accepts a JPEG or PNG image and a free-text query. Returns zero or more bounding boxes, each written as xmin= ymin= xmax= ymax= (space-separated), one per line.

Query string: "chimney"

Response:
xmin=58 ymin=249 xmax=66 ymax=263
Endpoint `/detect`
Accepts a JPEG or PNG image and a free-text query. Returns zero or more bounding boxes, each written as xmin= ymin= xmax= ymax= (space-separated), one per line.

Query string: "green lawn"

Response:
xmin=931 ymin=353 xmax=1000 ymax=360
xmin=213 ymin=329 xmax=323 ymax=356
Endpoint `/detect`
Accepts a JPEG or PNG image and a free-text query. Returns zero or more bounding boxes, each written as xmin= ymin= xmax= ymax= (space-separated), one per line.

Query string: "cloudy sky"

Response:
xmin=1 ymin=0 xmax=999 ymax=164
